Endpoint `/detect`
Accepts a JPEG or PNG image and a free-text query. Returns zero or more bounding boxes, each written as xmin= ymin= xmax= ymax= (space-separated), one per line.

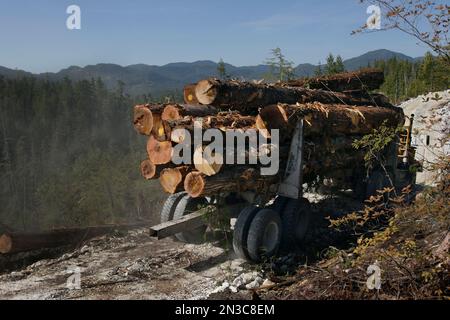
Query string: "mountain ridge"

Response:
xmin=0 ymin=49 xmax=422 ymax=96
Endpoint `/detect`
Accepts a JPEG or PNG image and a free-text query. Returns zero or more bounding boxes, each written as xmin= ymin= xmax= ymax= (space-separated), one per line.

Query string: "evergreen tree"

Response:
xmin=0 ymin=77 xmax=167 ymax=230
xmin=335 ymin=55 xmax=346 ymax=73
xmin=325 ymin=53 xmax=346 ymax=75
xmin=265 ymin=47 xmax=295 ymax=82
xmin=374 ymin=52 xmax=449 ymax=103
xmin=217 ymin=58 xmax=228 ymax=79
xmin=325 ymin=53 xmax=336 ymax=75
xmin=315 ymin=61 xmax=323 ymax=76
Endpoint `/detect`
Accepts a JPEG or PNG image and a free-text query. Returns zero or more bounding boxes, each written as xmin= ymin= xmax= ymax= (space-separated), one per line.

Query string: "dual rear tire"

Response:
xmin=233 ymin=196 xmax=311 ymax=262
xmin=161 ymin=193 xmax=311 ymax=263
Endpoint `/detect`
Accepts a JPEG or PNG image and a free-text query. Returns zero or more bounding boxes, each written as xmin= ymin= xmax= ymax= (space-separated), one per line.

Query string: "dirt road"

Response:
xmin=0 ymin=193 xmax=363 ymax=300
xmin=0 ymin=229 xmax=250 ymax=300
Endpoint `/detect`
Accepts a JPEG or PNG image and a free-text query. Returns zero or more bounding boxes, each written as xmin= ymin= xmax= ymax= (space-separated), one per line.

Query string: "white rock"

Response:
xmin=230 ymin=218 xmax=237 ymax=230
xmin=242 ymin=272 xmax=254 ymax=284
xmin=262 ymin=279 xmax=275 ymax=287
xmin=232 ymin=276 xmax=245 ymax=288
xmin=245 ymin=280 xmax=260 ymax=289
xmin=254 ymin=276 xmax=264 ymax=284
xmin=229 ymin=286 xmax=238 ymax=293
xmin=233 ymin=266 xmax=244 ymax=274
xmin=212 ymin=281 xmax=230 ymax=294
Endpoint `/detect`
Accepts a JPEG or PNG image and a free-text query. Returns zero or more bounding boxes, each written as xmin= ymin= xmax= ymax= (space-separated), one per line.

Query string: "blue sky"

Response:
xmin=0 ymin=0 xmax=431 ymax=73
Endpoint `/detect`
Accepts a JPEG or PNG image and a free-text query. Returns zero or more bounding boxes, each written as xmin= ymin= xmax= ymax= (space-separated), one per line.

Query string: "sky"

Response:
xmin=0 ymin=0 xmax=431 ymax=73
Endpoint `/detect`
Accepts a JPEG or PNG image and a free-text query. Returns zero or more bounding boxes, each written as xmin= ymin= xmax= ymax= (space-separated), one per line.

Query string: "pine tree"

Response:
xmin=217 ymin=58 xmax=228 ymax=79
xmin=315 ymin=61 xmax=323 ymax=76
xmin=265 ymin=47 xmax=295 ymax=82
xmin=325 ymin=54 xmax=346 ymax=75
xmin=325 ymin=53 xmax=336 ymax=75
xmin=335 ymin=55 xmax=346 ymax=73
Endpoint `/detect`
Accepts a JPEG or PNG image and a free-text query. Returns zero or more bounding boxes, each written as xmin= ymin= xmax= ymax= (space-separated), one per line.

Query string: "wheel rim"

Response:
xmin=261 ymin=221 xmax=280 ymax=254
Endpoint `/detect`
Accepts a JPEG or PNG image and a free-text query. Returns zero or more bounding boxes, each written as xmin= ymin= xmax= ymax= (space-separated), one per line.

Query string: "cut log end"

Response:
xmin=161 ymin=105 xmax=181 ymax=121
xmin=193 ymin=145 xmax=223 ymax=176
xmin=183 ymin=84 xmax=199 ymax=105
xmin=184 ymin=172 xmax=206 ymax=198
xmin=259 ymin=105 xmax=289 ymax=129
xmin=159 ymin=166 xmax=190 ymax=194
xmin=186 ymin=93 xmax=196 ymax=103
xmin=133 ymin=105 xmax=154 ymax=135
xmin=151 ymin=113 xmax=166 ymax=140
xmin=0 ymin=234 xmax=12 ymax=254
xmin=195 ymin=79 xmax=217 ymax=105
xmin=140 ymin=159 xmax=156 ymax=180
xmin=255 ymin=115 xmax=271 ymax=139
xmin=159 ymin=169 xmax=182 ymax=194
xmin=170 ymin=126 xmax=189 ymax=144
xmin=147 ymin=135 xmax=173 ymax=165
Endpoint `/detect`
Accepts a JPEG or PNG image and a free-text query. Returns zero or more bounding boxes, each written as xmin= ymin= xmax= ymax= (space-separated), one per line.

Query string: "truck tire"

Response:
xmin=160 ymin=192 xmax=186 ymax=223
xmin=269 ymin=196 xmax=289 ymax=213
xmin=247 ymin=209 xmax=282 ymax=262
xmin=295 ymin=198 xmax=311 ymax=243
xmin=233 ymin=206 xmax=260 ymax=260
xmin=281 ymin=197 xmax=311 ymax=248
xmin=173 ymin=195 xmax=208 ymax=244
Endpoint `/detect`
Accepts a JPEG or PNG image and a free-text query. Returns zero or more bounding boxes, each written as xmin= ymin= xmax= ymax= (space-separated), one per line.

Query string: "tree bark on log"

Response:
xmin=165 ymin=113 xmax=257 ymax=143
xmin=0 ymin=224 xmax=149 ymax=254
xmin=147 ymin=135 xmax=173 ymax=165
xmin=279 ymin=68 xmax=385 ymax=92
xmin=159 ymin=166 xmax=191 ymax=194
xmin=161 ymin=104 xmax=219 ymax=121
xmin=194 ymin=78 xmax=393 ymax=112
xmin=256 ymin=102 xmax=405 ymax=137
xmin=184 ymin=167 xmax=279 ymax=198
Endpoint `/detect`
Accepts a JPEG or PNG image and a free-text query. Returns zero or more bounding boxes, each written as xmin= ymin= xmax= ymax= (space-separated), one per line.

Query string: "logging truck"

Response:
xmin=149 ymin=114 xmax=418 ymax=263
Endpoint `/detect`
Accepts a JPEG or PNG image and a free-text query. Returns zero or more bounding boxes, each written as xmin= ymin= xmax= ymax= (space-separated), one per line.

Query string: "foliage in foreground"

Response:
xmin=266 ymin=159 xmax=449 ymax=299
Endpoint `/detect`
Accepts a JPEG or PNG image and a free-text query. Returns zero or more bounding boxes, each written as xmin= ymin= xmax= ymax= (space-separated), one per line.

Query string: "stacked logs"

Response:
xmin=133 ymin=69 xmax=404 ymax=198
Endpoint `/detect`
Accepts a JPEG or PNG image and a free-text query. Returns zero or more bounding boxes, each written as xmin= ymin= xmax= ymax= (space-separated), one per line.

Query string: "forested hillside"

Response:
xmin=373 ymin=53 xmax=449 ymax=103
xmin=0 ymin=50 xmax=421 ymax=96
xmin=0 ymin=77 xmax=166 ymax=231
xmin=0 ymin=52 xmax=447 ymax=232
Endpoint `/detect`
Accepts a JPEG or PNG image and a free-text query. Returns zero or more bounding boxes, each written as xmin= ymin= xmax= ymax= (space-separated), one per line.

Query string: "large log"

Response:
xmin=133 ymin=104 xmax=166 ymax=137
xmin=184 ymin=167 xmax=279 ymax=198
xmin=279 ymin=68 xmax=385 ymax=92
xmin=159 ymin=166 xmax=191 ymax=194
xmin=183 ymin=84 xmax=201 ymax=105
xmin=133 ymin=105 xmax=153 ymax=135
xmin=161 ymin=104 xmax=219 ymax=121
xmin=194 ymin=78 xmax=393 ymax=112
xmin=140 ymin=160 xmax=176 ymax=180
xmin=193 ymin=145 xmax=223 ymax=176
xmin=256 ymin=102 xmax=405 ymax=137
xmin=140 ymin=159 xmax=157 ymax=180
xmin=147 ymin=135 xmax=173 ymax=165
xmin=166 ymin=113 xmax=257 ymax=143
xmin=0 ymin=224 xmax=148 ymax=254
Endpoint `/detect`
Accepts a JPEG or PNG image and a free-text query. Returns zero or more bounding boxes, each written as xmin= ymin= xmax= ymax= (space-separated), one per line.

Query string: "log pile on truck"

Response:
xmin=134 ymin=68 xmax=405 ymax=198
